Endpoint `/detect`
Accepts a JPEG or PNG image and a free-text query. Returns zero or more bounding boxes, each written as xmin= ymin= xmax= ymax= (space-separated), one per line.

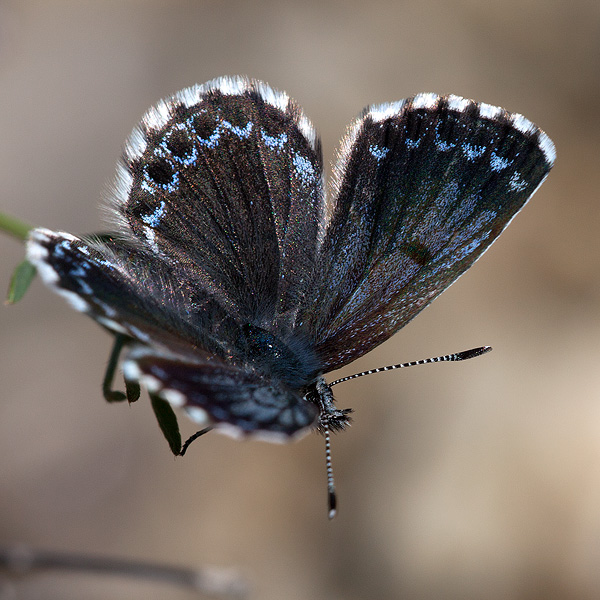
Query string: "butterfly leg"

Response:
xmin=102 ymin=334 xmax=141 ymax=403
xmin=179 ymin=427 xmax=213 ymax=457
xmin=150 ymin=394 xmax=212 ymax=457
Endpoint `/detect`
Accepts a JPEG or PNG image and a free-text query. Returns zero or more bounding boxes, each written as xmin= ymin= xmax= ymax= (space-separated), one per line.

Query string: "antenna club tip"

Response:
xmin=458 ymin=346 xmax=493 ymax=360
xmin=328 ymin=489 xmax=337 ymax=519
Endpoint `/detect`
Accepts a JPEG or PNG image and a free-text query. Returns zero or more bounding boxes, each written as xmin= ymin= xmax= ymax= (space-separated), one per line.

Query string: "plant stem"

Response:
xmin=0 ymin=545 xmax=248 ymax=599
xmin=0 ymin=212 xmax=34 ymax=242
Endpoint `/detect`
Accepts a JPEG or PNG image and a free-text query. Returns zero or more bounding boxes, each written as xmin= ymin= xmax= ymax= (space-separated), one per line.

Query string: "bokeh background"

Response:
xmin=1 ymin=1 xmax=598 ymax=598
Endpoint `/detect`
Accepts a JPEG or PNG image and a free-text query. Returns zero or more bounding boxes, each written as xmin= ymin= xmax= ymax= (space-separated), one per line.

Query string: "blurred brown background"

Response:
xmin=0 ymin=1 xmax=598 ymax=598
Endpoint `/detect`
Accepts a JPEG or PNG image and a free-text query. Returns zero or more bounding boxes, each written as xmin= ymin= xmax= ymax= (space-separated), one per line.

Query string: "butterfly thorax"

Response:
xmin=303 ymin=377 xmax=353 ymax=433
xmin=240 ymin=323 xmax=320 ymax=386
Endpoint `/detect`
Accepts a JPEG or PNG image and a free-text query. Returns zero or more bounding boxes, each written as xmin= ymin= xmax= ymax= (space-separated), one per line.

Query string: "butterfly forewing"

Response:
xmin=115 ymin=77 xmax=325 ymax=332
xmin=303 ymin=95 xmax=555 ymax=372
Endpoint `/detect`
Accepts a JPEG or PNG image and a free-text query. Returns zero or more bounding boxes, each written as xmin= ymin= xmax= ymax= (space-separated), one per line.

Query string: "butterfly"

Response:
xmin=26 ymin=76 xmax=555 ymax=516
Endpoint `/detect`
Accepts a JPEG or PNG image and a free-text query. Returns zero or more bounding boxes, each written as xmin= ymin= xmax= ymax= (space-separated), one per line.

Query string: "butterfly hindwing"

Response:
xmin=123 ymin=346 xmax=318 ymax=439
xmin=27 ymin=228 xmax=241 ymax=357
xmin=28 ymin=229 xmax=319 ymax=439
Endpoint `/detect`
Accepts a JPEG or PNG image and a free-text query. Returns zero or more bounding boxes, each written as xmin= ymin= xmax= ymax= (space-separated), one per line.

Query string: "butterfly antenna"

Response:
xmin=329 ymin=346 xmax=492 ymax=387
xmin=324 ymin=421 xmax=337 ymax=519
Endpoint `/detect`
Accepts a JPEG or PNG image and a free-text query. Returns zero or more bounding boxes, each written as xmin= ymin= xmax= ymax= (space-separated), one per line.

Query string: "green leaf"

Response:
xmin=6 ymin=260 xmax=36 ymax=304
xmin=150 ymin=394 xmax=182 ymax=456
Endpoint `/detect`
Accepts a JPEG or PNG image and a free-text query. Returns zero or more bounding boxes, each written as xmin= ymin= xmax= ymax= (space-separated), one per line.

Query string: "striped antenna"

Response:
xmin=323 ymin=421 xmax=337 ymax=519
xmin=329 ymin=346 xmax=492 ymax=387
xmin=323 ymin=346 xmax=491 ymax=517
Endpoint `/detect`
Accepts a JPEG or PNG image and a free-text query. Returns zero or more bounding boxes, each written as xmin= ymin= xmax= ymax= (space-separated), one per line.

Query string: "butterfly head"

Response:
xmin=303 ymin=376 xmax=353 ymax=433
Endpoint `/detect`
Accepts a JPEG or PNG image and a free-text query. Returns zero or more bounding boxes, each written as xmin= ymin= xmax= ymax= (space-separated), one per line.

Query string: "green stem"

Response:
xmin=0 ymin=212 xmax=34 ymax=241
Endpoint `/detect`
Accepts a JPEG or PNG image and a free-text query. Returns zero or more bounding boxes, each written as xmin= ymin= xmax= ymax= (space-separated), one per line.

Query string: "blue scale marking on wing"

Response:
xmin=490 ymin=152 xmax=512 ymax=172
xmin=261 ymin=131 xmax=288 ymax=150
xmin=463 ymin=143 xmax=486 ymax=160
xmin=141 ymin=201 xmax=166 ymax=226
